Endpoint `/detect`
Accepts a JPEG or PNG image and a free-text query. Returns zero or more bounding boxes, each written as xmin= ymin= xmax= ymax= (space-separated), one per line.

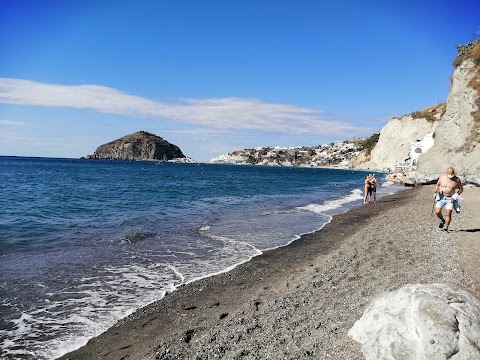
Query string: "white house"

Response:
xmin=395 ymin=132 xmax=435 ymax=170
xmin=410 ymin=133 xmax=435 ymax=167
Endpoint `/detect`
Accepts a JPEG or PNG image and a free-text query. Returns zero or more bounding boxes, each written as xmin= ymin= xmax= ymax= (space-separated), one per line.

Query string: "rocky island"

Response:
xmin=86 ymin=131 xmax=185 ymax=161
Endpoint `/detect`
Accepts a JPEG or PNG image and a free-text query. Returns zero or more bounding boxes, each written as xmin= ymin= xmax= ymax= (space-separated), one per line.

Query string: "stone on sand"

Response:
xmin=348 ymin=283 xmax=480 ymax=360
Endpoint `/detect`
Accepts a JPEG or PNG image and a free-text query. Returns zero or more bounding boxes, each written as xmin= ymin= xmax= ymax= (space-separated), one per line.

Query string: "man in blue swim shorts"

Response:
xmin=433 ymin=167 xmax=463 ymax=232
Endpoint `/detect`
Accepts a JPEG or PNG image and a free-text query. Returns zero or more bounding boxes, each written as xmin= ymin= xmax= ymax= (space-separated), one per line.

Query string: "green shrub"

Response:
xmin=361 ymin=133 xmax=380 ymax=155
xmin=453 ymin=39 xmax=480 ymax=67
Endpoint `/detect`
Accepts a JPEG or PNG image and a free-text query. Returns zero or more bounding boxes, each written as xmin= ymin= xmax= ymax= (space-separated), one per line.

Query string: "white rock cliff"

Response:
xmin=415 ymin=57 xmax=480 ymax=185
xmin=352 ymin=41 xmax=480 ymax=185
xmin=353 ymin=113 xmax=440 ymax=172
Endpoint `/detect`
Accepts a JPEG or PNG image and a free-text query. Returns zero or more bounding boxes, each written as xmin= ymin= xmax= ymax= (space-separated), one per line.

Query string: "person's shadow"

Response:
xmin=457 ymin=228 xmax=480 ymax=233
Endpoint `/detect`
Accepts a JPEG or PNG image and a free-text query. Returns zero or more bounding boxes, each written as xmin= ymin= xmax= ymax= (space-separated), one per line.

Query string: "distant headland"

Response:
xmin=85 ymin=131 xmax=185 ymax=161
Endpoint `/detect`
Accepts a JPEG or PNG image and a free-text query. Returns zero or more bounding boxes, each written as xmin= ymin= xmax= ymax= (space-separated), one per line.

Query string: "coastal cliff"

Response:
xmin=350 ymin=104 xmax=444 ymax=172
xmin=87 ymin=131 xmax=185 ymax=161
xmin=415 ymin=41 xmax=480 ymax=185
xmin=351 ymin=40 xmax=480 ymax=185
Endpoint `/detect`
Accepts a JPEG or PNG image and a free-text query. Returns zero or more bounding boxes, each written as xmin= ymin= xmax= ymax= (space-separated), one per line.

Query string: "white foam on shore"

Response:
xmin=166 ymin=264 xmax=186 ymax=283
xmin=262 ymin=213 xmax=333 ymax=252
xmin=178 ymin=233 xmax=262 ymax=286
xmin=1 ymin=263 xmax=181 ymax=360
xmin=153 ymin=186 xmax=378 ymax=305
xmin=42 ymin=203 xmax=338 ymax=360
xmin=46 ymin=233 xmax=262 ymax=358
xmin=181 ymin=252 xmax=262 ymax=286
xmin=297 ymin=188 xmax=364 ymax=214
xmin=381 ymin=180 xmax=394 ymax=187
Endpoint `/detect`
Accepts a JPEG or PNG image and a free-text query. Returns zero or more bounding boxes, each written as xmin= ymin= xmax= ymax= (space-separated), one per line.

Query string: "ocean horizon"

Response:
xmin=0 ymin=156 xmax=402 ymax=359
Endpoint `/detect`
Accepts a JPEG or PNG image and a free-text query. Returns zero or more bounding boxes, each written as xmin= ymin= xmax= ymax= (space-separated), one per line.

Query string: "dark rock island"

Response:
xmin=87 ymin=131 xmax=185 ymax=161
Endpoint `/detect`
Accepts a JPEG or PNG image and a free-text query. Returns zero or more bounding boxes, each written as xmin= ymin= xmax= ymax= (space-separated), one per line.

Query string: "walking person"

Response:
xmin=433 ymin=167 xmax=463 ymax=232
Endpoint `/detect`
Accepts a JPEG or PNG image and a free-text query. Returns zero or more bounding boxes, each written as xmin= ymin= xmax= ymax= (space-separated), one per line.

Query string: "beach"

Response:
xmin=60 ymin=184 xmax=480 ymax=360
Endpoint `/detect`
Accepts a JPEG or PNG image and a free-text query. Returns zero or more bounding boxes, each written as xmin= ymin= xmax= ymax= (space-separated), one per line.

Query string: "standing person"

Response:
xmin=370 ymin=174 xmax=378 ymax=203
xmin=433 ymin=167 xmax=463 ymax=232
xmin=364 ymin=174 xmax=373 ymax=204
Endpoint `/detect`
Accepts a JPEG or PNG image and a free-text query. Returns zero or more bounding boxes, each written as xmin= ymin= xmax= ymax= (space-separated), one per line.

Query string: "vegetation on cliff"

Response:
xmin=359 ymin=133 xmax=380 ymax=155
xmin=453 ymin=39 xmax=480 ymax=68
xmin=411 ymin=103 xmax=447 ymax=123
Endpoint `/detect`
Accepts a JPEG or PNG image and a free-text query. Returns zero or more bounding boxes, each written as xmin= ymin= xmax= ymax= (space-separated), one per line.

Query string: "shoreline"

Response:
xmin=60 ymin=185 xmax=479 ymax=359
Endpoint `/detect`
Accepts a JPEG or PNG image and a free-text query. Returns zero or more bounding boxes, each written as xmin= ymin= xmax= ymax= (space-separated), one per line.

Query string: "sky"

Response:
xmin=0 ymin=1 xmax=479 ymax=162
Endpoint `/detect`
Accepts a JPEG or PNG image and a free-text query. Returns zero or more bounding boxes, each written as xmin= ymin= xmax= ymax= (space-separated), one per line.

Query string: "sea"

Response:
xmin=0 ymin=156 xmax=402 ymax=359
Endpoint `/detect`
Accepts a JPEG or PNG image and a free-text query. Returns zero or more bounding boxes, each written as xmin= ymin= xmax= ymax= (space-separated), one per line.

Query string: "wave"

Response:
xmin=1 ymin=232 xmax=266 ymax=359
xmin=297 ymin=188 xmax=364 ymax=214
xmin=381 ymin=180 xmax=395 ymax=187
xmin=0 ymin=263 xmax=181 ymax=359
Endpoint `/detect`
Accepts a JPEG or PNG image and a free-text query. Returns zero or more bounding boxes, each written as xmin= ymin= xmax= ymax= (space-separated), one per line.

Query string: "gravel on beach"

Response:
xmin=61 ymin=185 xmax=479 ymax=360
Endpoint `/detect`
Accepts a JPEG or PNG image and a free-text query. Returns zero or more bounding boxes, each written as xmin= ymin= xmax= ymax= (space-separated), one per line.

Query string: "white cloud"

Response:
xmin=0 ymin=119 xmax=25 ymax=125
xmin=161 ymin=128 xmax=233 ymax=136
xmin=0 ymin=77 xmax=374 ymax=136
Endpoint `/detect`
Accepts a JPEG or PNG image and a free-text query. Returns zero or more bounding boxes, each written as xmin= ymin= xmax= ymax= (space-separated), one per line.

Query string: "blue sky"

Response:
xmin=0 ymin=0 xmax=478 ymax=161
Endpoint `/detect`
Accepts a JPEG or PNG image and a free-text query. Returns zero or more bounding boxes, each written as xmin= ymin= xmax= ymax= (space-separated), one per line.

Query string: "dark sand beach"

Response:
xmin=60 ymin=185 xmax=479 ymax=360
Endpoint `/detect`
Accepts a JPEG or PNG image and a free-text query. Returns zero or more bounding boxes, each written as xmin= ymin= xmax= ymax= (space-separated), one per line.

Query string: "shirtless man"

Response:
xmin=434 ymin=167 xmax=463 ymax=232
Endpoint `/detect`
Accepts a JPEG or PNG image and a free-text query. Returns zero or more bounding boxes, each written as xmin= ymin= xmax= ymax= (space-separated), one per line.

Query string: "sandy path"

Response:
xmin=452 ymin=185 xmax=480 ymax=295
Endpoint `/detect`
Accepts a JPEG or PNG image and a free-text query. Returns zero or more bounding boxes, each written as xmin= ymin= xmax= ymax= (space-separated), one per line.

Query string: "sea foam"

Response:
xmin=298 ymin=188 xmax=364 ymax=214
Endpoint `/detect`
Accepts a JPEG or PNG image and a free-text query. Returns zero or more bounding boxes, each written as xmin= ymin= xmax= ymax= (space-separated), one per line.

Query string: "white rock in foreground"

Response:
xmin=348 ymin=284 xmax=480 ymax=360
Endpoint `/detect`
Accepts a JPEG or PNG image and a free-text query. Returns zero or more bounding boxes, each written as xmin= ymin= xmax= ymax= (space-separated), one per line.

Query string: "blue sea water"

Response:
xmin=0 ymin=157 xmax=402 ymax=359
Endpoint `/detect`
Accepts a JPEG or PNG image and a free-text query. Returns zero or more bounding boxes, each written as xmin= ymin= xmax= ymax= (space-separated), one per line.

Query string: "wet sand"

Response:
xmin=60 ymin=185 xmax=479 ymax=360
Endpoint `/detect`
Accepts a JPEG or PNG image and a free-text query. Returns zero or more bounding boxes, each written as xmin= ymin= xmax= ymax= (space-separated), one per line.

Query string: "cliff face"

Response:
xmin=351 ymin=106 xmax=443 ymax=172
xmin=415 ymin=50 xmax=480 ymax=184
xmin=352 ymin=40 xmax=480 ymax=185
xmin=88 ymin=131 xmax=185 ymax=161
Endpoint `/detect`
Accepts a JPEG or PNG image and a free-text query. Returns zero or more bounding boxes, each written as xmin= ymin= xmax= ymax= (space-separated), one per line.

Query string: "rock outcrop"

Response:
xmin=348 ymin=283 xmax=480 ymax=360
xmin=87 ymin=131 xmax=185 ymax=161
xmin=415 ymin=42 xmax=480 ymax=185
xmin=350 ymin=104 xmax=444 ymax=172
xmin=350 ymin=41 xmax=480 ymax=185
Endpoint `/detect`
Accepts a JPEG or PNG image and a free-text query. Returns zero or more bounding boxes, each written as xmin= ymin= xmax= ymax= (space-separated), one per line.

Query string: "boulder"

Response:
xmin=348 ymin=283 xmax=480 ymax=360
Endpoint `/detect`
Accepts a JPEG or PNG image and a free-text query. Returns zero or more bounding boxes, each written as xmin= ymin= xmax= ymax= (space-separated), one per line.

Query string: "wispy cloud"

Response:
xmin=161 ymin=128 xmax=234 ymax=136
xmin=0 ymin=77 xmax=374 ymax=135
xmin=0 ymin=119 xmax=25 ymax=125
